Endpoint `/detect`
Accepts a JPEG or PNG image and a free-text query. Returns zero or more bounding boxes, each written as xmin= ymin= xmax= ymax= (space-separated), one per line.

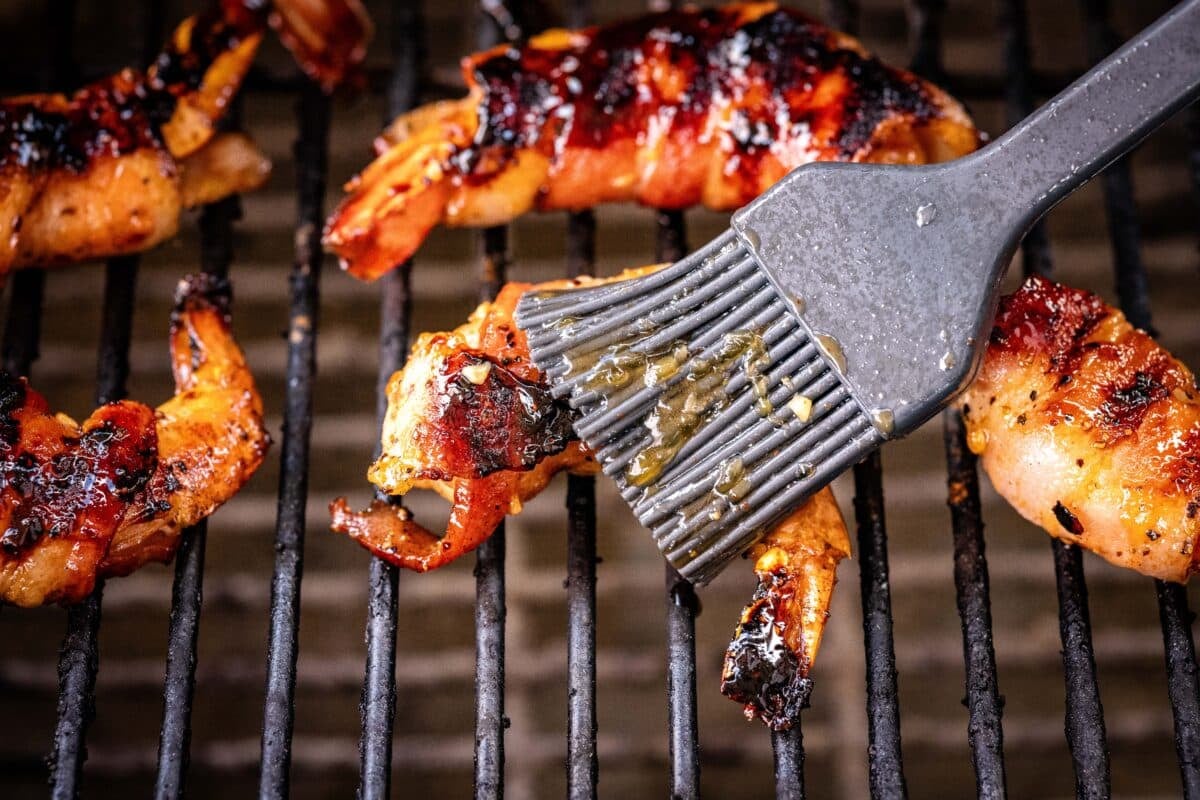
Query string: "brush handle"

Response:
xmin=977 ymin=0 xmax=1200 ymax=227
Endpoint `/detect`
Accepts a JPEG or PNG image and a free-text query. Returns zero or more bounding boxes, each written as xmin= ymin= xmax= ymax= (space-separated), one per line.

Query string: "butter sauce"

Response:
xmin=612 ymin=328 xmax=771 ymax=487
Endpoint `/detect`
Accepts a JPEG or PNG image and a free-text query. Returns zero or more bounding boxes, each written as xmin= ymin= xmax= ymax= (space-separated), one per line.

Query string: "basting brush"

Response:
xmin=515 ymin=0 xmax=1200 ymax=584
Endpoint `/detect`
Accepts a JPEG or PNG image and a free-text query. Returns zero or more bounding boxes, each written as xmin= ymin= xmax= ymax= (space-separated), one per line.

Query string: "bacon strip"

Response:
xmin=0 ymin=382 xmax=158 ymax=607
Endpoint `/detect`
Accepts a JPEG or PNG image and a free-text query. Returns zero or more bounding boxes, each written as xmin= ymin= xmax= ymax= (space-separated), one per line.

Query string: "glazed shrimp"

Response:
xmin=961 ymin=276 xmax=1200 ymax=582
xmin=328 ymin=272 xmax=851 ymax=730
xmin=323 ymin=2 xmax=978 ymax=280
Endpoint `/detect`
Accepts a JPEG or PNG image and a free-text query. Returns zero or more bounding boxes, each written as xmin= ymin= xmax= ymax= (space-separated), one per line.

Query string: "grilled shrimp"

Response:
xmin=102 ymin=273 xmax=270 ymax=576
xmin=0 ymin=381 xmax=158 ymax=607
xmin=331 ymin=281 xmax=597 ymax=571
xmin=961 ymin=276 xmax=1200 ymax=582
xmin=323 ymin=1 xmax=978 ymax=280
xmin=0 ymin=274 xmax=268 ymax=605
xmin=0 ymin=4 xmax=263 ymax=273
xmin=328 ymin=271 xmax=851 ymax=729
xmin=0 ymin=0 xmax=372 ymax=274
xmin=722 ymin=488 xmax=850 ymax=729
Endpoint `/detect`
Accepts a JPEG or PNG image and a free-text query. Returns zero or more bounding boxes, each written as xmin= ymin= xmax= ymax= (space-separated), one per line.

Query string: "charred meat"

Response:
xmin=961 ymin=275 xmax=1200 ymax=582
xmin=324 ymin=1 xmax=978 ymax=279
xmin=0 ymin=274 xmax=269 ymax=605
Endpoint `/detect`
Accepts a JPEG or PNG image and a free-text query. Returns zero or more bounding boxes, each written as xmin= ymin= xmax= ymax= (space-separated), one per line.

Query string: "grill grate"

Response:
xmin=50 ymin=1 xmax=154 ymax=792
xmin=2 ymin=0 xmax=1196 ymax=797
xmin=473 ymin=223 xmax=511 ymax=799
xmin=356 ymin=2 xmax=421 ymax=796
xmin=259 ymin=78 xmax=331 ymax=799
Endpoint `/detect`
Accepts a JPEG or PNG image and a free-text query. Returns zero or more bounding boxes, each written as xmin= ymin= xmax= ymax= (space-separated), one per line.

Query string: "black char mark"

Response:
xmin=0 ymin=73 xmax=170 ymax=173
xmin=431 ymin=351 xmax=576 ymax=479
xmin=721 ymin=574 xmax=812 ymax=731
xmin=1053 ymin=501 xmax=1085 ymax=536
xmin=0 ymin=387 xmax=157 ymax=556
xmin=1101 ymin=370 xmax=1168 ymax=432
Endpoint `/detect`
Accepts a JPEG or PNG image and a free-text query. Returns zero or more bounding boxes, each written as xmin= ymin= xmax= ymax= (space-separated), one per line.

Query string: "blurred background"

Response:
xmin=0 ymin=0 xmax=1196 ymax=797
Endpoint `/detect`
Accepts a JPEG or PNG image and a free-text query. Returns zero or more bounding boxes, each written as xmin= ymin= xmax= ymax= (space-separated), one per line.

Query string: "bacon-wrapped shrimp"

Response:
xmin=0 ymin=4 xmax=264 ymax=273
xmin=324 ymin=2 xmax=978 ymax=280
xmin=961 ymin=276 xmax=1200 ymax=583
xmin=0 ymin=274 xmax=269 ymax=606
xmin=721 ymin=488 xmax=850 ymax=729
xmin=331 ymin=281 xmax=597 ymax=571
xmin=0 ymin=382 xmax=158 ymax=607
xmin=0 ymin=0 xmax=373 ymax=275
xmin=329 ymin=273 xmax=849 ymax=728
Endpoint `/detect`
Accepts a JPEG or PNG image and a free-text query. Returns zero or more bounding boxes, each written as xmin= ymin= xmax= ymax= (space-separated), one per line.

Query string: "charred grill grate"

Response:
xmin=1 ymin=0 xmax=1196 ymax=798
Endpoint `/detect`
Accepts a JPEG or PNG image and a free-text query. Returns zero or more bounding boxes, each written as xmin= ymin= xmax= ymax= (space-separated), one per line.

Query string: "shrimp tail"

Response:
xmin=323 ymin=99 xmax=477 ymax=281
xmin=329 ymin=476 xmax=506 ymax=571
xmin=721 ymin=488 xmax=850 ymax=730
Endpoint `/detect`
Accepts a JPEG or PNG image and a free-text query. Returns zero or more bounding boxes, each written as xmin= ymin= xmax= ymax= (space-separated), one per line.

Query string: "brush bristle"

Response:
xmin=516 ymin=231 xmax=881 ymax=583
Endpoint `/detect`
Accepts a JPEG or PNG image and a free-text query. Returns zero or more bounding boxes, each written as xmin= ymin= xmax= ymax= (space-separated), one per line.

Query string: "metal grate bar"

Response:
xmin=357 ymin=3 xmax=424 ymax=796
xmin=995 ymin=1 xmax=1115 ymax=793
xmin=50 ymin=5 xmax=156 ymax=791
xmin=0 ymin=0 xmax=74 ymax=379
xmin=943 ymin=414 xmax=1007 ymax=798
xmin=1051 ymin=541 xmax=1111 ymax=797
xmin=842 ymin=6 xmax=943 ymax=798
xmin=3 ymin=273 xmax=46 ymax=378
xmin=905 ymin=2 xmax=1011 ymax=796
xmin=654 ymin=209 xmax=702 ymax=800
xmin=470 ymin=8 xmax=524 ymax=797
xmin=1075 ymin=4 xmax=1200 ymax=795
xmin=853 ymin=452 xmax=908 ymax=800
xmin=1156 ymin=581 xmax=1200 ymax=798
xmin=565 ymin=466 xmax=599 ymax=798
xmin=474 ymin=225 xmax=509 ymax=800
xmin=154 ymin=521 xmax=208 ymax=800
xmin=153 ymin=187 xmax=240 ymax=800
xmin=772 ymin=727 xmax=806 ymax=800
xmin=665 ymin=563 xmax=701 ymax=799
xmin=565 ymin=205 xmax=599 ymax=800
xmin=258 ymin=78 xmax=331 ymax=799
xmin=539 ymin=12 xmax=604 ymax=798
xmin=51 ymin=593 xmax=104 ymax=799
xmin=1079 ymin=0 xmax=1153 ymax=333
xmin=905 ymin=0 xmax=946 ymax=85
xmin=51 ymin=253 xmax=140 ymax=799
xmin=154 ymin=92 xmax=243 ymax=798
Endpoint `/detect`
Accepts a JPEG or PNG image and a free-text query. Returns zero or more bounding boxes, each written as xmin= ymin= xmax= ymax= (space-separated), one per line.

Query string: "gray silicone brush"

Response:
xmin=515 ymin=0 xmax=1200 ymax=584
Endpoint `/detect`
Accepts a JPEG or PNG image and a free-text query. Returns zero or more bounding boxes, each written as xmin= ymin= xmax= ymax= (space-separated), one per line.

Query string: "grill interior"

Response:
xmin=0 ymin=0 xmax=1198 ymax=798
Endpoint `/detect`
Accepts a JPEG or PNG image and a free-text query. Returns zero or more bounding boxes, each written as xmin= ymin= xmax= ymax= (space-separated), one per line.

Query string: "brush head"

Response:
xmin=514 ymin=232 xmax=882 ymax=583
